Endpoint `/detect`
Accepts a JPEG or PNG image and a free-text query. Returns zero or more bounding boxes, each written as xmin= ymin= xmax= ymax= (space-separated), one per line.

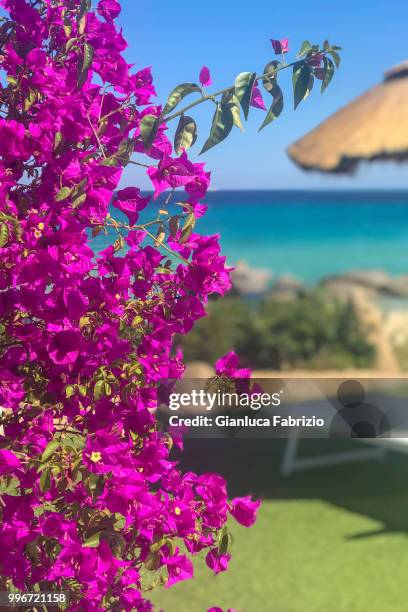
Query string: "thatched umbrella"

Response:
xmin=288 ymin=62 xmax=408 ymax=173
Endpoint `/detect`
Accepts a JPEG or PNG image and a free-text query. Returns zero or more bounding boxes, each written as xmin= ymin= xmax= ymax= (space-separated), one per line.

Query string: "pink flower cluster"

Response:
xmin=0 ymin=0 xmax=259 ymax=609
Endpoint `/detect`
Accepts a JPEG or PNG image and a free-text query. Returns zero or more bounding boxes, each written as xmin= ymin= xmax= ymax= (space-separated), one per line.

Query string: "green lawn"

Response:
xmin=150 ymin=438 xmax=408 ymax=612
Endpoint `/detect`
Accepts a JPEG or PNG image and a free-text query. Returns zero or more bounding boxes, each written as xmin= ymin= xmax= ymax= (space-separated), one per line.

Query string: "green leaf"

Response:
xmin=139 ymin=114 xmax=159 ymax=151
xmin=39 ymin=468 xmax=51 ymax=493
xmin=83 ymin=531 xmax=102 ymax=548
xmin=72 ymin=193 xmax=87 ymax=208
xmin=0 ymin=475 xmax=18 ymax=495
xmin=62 ymin=433 xmax=85 ymax=451
xmin=321 ymin=57 xmax=335 ymax=92
xmin=54 ymin=131 xmax=63 ymax=151
xmin=66 ymin=37 xmax=78 ymax=53
xmin=77 ymin=15 xmax=86 ymax=36
xmin=180 ymin=213 xmax=196 ymax=243
xmin=113 ymin=235 xmax=125 ymax=252
xmin=65 ymin=385 xmax=76 ymax=399
xmin=227 ymin=93 xmax=244 ymax=131
xmin=259 ymin=62 xmax=284 ymax=131
xmin=304 ymin=74 xmax=314 ymax=102
xmin=150 ymin=538 xmax=167 ymax=554
xmin=78 ymin=384 xmax=87 ymax=397
xmin=78 ymin=0 xmax=91 ymax=18
xmin=93 ymin=379 xmax=106 ymax=401
xmin=55 ymin=186 xmax=72 ymax=202
xmin=297 ymin=40 xmax=312 ymax=57
xmin=174 ymin=115 xmax=197 ymax=154
xmin=77 ymin=0 xmax=91 ymax=35
xmin=169 ymin=216 xmax=180 ymax=237
xmin=163 ymin=83 xmax=201 ymax=116
xmin=115 ymin=137 xmax=135 ymax=166
xmin=77 ymin=43 xmax=94 ymax=87
xmin=292 ymin=62 xmax=312 ymax=109
xmin=218 ymin=526 xmax=232 ymax=556
xmin=258 ymin=83 xmax=284 ymax=131
xmin=63 ymin=18 xmax=72 ymax=39
xmin=262 ymin=61 xmax=280 ymax=93
xmin=82 ymin=43 xmax=94 ymax=74
xmin=114 ymin=513 xmax=125 ymax=530
xmin=101 ymin=156 xmax=119 ymax=167
xmin=234 ymin=72 xmax=256 ymax=120
xmin=0 ymin=222 xmax=9 ymax=248
xmin=41 ymin=440 xmax=59 ymax=462
xmin=24 ymin=88 xmax=37 ymax=112
xmin=87 ymin=473 xmax=104 ymax=496
xmin=199 ymin=102 xmax=234 ymax=154
xmin=145 ymin=550 xmax=161 ymax=571
xmin=329 ymin=50 xmax=341 ymax=68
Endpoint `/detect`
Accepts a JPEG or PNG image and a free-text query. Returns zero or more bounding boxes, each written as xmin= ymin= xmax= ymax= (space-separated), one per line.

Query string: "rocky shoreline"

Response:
xmin=231 ymin=261 xmax=408 ymax=302
xmin=228 ymin=262 xmax=408 ymax=374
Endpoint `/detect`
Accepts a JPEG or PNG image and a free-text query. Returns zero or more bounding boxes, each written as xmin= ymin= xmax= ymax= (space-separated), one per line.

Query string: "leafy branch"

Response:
xmin=139 ymin=40 xmax=341 ymax=155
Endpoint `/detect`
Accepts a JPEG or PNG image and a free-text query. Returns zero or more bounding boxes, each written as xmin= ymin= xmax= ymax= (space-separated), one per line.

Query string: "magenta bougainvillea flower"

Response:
xmin=308 ymin=52 xmax=324 ymax=67
xmin=112 ymin=187 xmax=150 ymax=225
xmin=165 ymin=554 xmax=194 ymax=587
xmin=199 ymin=65 xmax=212 ymax=86
xmin=271 ymin=37 xmax=289 ymax=54
xmin=0 ymin=449 xmax=21 ymax=475
xmin=205 ymin=549 xmax=231 ymax=573
xmin=207 ymin=608 xmax=239 ymax=612
xmin=314 ymin=67 xmax=325 ymax=80
xmin=250 ymin=81 xmax=267 ymax=110
xmin=229 ymin=495 xmax=261 ymax=527
xmin=97 ymin=0 xmax=122 ymax=20
xmin=48 ymin=331 xmax=82 ymax=365
xmin=216 ymin=350 xmax=252 ymax=378
xmin=0 ymin=0 xmax=260 ymax=608
xmin=147 ymin=152 xmax=209 ymax=198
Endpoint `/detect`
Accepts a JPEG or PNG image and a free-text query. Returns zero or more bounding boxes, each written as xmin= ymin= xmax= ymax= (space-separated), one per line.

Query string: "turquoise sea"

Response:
xmin=97 ymin=190 xmax=408 ymax=284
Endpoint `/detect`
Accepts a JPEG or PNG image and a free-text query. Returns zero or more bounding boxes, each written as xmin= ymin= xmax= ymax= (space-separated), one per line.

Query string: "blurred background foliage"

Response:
xmin=179 ymin=290 xmax=376 ymax=370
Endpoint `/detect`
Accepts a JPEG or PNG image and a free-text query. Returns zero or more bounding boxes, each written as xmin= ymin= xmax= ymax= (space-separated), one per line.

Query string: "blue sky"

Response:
xmin=117 ymin=0 xmax=408 ymax=190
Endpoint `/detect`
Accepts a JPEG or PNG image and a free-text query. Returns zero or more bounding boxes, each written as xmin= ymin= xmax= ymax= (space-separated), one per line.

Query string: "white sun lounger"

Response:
xmin=280 ymin=388 xmax=408 ymax=476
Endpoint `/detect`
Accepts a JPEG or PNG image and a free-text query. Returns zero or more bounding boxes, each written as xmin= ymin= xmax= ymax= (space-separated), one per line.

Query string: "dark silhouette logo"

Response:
xmin=329 ymin=380 xmax=391 ymax=439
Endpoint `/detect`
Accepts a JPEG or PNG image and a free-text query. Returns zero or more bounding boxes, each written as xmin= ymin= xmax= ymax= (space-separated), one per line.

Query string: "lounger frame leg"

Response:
xmin=281 ymin=431 xmax=300 ymax=476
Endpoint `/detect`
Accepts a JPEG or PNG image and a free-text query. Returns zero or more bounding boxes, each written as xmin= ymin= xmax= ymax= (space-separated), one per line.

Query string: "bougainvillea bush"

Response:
xmin=0 ymin=0 xmax=340 ymax=609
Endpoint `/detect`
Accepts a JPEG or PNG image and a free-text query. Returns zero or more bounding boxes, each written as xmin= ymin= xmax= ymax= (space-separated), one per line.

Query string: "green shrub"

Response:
xmin=180 ymin=291 xmax=376 ymax=370
xmin=179 ymin=296 xmax=252 ymax=364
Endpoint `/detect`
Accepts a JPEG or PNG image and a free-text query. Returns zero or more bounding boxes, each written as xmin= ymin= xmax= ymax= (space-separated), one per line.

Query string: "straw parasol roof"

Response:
xmin=287 ymin=62 xmax=408 ymax=173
